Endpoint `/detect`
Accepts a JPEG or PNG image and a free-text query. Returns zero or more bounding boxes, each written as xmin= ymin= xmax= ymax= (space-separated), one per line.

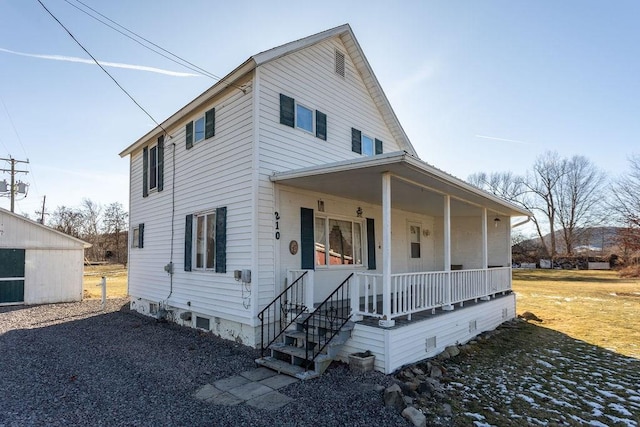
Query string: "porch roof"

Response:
xmin=270 ymin=152 xmax=531 ymax=218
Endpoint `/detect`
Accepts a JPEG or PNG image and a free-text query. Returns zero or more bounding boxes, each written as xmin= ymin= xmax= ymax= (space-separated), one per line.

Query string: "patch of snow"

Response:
xmin=516 ymin=393 xmax=535 ymax=404
xmin=588 ymin=420 xmax=610 ymax=427
xmin=605 ymin=381 xmax=626 ymax=390
xmin=604 ymin=414 xmax=638 ymax=427
xmin=536 ymin=359 xmax=555 ymax=369
xmin=569 ymin=414 xmax=588 ymax=424
xmin=608 ymin=402 xmax=633 ymax=417
xmin=553 ymin=376 xmax=577 ymax=385
xmin=596 ymin=388 xmax=625 ymax=402
xmin=473 ymin=422 xmax=494 ymax=427
xmin=465 ymin=412 xmax=485 ymax=421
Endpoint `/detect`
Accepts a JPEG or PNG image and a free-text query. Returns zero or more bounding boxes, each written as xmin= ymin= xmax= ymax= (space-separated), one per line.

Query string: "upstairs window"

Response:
xmin=185 ymin=107 xmax=215 ymax=149
xmin=296 ymin=104 xmax=314 ymax=133
xmin=142 ymin=136 xmax=164 ymax=197
xmin=280 ymin=94 xmax=327 ymax=140
xmin=351 ymin=128 xmax=383 ymax=156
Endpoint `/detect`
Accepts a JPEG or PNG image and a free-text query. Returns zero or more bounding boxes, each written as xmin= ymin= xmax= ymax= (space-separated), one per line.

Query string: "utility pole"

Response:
xmin=36 ymin=195 xmax=48 ymax=224
xmin=0 ymin=157 xmax=29 ymax=212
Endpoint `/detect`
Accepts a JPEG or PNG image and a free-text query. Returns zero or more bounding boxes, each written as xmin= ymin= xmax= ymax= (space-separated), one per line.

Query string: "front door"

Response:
xmin=408 ymin=222 xmax=422 ymax=272
xmin=0 ymin=249 xmax=25 ymax=305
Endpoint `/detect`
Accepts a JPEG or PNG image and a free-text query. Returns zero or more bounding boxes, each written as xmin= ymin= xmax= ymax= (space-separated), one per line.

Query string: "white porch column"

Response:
xmin=443 ymin=195 xmax=453 ymax=310
xmin=379 ymin=172 xmax=395 ymax=327
xmin=481 ymin=208 xmax=491 ymax=300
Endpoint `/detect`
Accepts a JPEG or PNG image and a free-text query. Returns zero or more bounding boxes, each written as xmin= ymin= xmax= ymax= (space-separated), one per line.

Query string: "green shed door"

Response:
xmin=0 ymin=249 xmax=25 ymax=304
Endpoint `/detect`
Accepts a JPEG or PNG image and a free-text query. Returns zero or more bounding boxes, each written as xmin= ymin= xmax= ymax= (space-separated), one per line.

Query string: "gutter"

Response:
xmin=511 ymin=216 xmax=532 ymax=229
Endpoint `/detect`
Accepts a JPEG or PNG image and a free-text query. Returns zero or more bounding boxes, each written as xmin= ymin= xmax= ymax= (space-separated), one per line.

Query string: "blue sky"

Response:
xmin=1 ymin=1 xmax=639 ymax=224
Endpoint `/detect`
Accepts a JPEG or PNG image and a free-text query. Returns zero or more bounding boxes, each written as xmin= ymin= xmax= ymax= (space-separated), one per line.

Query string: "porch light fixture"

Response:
xmin=356 ymin=207 xmax=363 ymax=217
xmin=318 ymin=200 xmax=325 ymax=212
xmin=494 ymin=217 xmax=501 ymax=228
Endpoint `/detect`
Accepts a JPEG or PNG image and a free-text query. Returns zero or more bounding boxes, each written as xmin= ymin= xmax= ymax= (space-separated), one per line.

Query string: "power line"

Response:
xmin=0 ymin=92 xmax=39 ymax=194
xmin=63 ymin=0 xmax=246 ymax=92
xmin=36 ymin=0 xmax=169 ymax=135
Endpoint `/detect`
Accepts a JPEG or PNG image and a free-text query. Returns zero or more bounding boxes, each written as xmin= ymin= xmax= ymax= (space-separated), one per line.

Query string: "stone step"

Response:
xmin=269 ymin=343 xmax=332 ymax=363
xmin=255 ymin=356 xmax=320 ymax=380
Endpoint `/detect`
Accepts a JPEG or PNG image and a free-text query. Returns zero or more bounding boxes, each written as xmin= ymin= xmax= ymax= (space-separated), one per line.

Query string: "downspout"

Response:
xmin=166 ymin=140 xmax=176 ymax=300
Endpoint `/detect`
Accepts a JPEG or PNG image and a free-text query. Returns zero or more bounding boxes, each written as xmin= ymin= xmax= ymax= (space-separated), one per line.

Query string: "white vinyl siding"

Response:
xmin=128 ymin=85 xmax=254 ymax=324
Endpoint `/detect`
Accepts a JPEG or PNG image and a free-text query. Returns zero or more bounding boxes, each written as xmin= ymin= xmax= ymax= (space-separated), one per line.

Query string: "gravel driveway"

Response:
xmin=0 ymin=299 xmax=406 ymax=427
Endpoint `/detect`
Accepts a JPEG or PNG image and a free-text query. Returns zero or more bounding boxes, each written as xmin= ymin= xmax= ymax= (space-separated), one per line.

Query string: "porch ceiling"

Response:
xmin=270 ymin=152 xmax=531 ymax=218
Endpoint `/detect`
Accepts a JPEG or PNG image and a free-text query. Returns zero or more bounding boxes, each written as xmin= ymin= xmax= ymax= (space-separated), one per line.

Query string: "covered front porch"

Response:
xmin=272 ymin=151 xmax=530 ymax=327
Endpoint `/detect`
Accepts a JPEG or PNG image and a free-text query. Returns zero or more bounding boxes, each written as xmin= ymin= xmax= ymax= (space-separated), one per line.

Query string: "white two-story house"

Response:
xmin=120 ymin=24 xmax=530 ymax=375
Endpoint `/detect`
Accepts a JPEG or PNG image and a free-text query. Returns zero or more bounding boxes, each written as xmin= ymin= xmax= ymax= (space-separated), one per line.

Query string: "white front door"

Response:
xmin=408 ymin=222 xmax=423 ymax=272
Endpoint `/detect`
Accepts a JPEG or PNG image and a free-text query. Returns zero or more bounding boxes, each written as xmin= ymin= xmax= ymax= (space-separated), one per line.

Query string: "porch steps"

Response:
xmin=255 ymin=314 xmax=354 ymax=380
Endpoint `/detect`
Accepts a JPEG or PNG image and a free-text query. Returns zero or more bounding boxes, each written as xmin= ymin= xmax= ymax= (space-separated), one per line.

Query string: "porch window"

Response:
xmin=315 ymin=216 xmax=363 ymax=266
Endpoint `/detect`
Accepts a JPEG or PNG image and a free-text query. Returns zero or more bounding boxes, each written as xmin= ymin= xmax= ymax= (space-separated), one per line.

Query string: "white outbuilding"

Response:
xmin=0 ymin=207 xmax=90 ymax=305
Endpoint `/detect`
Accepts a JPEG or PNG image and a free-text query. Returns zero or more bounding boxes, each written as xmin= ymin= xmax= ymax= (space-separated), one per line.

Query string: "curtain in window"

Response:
xmin=206 ymin=213 xmax=216 ymax=269
xmin=329 ymin=219 xmax=354 ymax=265
xmin=196 ymin=216 xmax=205 ymax=268
xmin=315 ymin=217 xmax=326 ymax=265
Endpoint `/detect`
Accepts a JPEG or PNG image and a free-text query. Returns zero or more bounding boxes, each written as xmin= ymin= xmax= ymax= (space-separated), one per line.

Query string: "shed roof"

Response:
xmin=0 ymin=207 xmax=91 ymax=249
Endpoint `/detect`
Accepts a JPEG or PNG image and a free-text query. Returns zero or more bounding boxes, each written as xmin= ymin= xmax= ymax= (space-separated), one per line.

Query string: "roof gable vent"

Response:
xmin=335 ymin=49 xmax=345 ymax=77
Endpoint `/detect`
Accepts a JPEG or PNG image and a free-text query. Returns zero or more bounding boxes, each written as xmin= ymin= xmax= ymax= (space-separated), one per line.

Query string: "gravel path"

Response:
xmin=0 ymin=299 xmax=407 ymax=427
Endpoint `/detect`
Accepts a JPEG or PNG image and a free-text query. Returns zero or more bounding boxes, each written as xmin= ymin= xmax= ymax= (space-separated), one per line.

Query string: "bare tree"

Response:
xmin=81 ymin=199 xmax=103 ymax=261
xmin=103 ymin=202 xmax=128 ymax=264
xmin=611 ymin=154 xmax=640 ymax=259
xmin=520 ymin=151 xmax=566 ymax=258
xmin=555 ymin=155 xmax=606 ymax=255
xmin=51 ymin=205 xmax=84 ymax=238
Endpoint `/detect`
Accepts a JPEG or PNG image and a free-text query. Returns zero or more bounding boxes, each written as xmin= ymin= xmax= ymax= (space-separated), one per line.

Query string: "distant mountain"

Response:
xmin=518 ymin=226 xmax=621 ymax=254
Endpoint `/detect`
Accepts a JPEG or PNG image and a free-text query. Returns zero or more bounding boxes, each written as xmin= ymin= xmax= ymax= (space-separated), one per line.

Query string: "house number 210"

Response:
xmin=274 ymin=212 xmax=280 ymax=240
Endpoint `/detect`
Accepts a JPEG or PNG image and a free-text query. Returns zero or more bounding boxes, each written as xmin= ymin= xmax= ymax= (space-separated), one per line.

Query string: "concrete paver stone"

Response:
xmin=194 ymin=384 xmax=222 ymax=401
xmin=207 ymin=391 xmax=244 ymax=406
xmin=228 ymin=381 xmax=273 ymax=400
xmin=240 ymin=367 xmax=278 ymax=382
xmin=258 ymin=374 xmax=299 ymax=390
xmin=213 ymin=375 xmax=251 ymax=391
xmin=245 ymin=390 xmax=294 ymax=410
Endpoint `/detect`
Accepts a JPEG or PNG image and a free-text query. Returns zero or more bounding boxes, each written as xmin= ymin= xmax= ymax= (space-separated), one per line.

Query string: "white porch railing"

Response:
xmin=351 ymin=267 xmax=511 ymax=321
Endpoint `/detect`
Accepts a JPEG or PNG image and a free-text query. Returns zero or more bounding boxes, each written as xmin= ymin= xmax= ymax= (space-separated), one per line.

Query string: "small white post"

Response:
xmin=481 ymin=209 xmax=491 ymax=301
xmin=304 ymin=270 xmax=315 ymax=313
xmin=99 ymin=276 xmax=106 ymax=310
xmin=379 ymin=172 xmax=395 ymax=327
xmin=442 ymin=196 xmax=454 ymax=311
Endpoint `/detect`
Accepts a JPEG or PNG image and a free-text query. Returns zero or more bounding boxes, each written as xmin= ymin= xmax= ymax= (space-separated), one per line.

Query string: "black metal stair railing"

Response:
xmin=302 ymin=273 xmax=354 ymax=369
xmin=258 ymin=271 xmax=308 ymax=357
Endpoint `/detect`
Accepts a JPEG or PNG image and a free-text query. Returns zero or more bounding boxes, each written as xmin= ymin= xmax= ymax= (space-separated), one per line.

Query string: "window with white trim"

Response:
xmin=315 ymin=216 xmax=363 ymax=266
xmin=194 ymin=212 xmax=216 ymax=270
xmin=149 ymin=144 xmax=158 ymax=190
xmin=296 ymin=104 xmax=314 ymax=133
xmin=194 ymin=116 xmax=205 ymax=143
xmin=279 ymin=94 xmax=327 ymax=140
xmin=132 ymin=227 xmax=140 ymax=248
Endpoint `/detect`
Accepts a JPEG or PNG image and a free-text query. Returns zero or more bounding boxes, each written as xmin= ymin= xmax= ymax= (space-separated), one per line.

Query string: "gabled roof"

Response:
xmin=0 ymin=207 xmax=92 ymax=248
xmin=120 ymin=24 xmax=417 ymax=158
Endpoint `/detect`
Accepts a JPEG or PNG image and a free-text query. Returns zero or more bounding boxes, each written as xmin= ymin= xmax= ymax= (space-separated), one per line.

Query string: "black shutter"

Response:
xmin=375 ymin=138 xmax=383 ymax=155
xmin=215 ymin=207 xmax=227 ymax=273
xmin=315 ymin=110 xmax=327 ymax=140
xmin=185 ymin=121 xmax=194 ymax=150
xmin=366 ymin=218 xmax=376 ymax=270
xmin=138 ymin=223 xmax=144 ymax=249
xmin=300 ymin=208 xmax=314 ymax=270
xmin=157 ymin=135 xmax=164 ymax=192
xmin=184 ymin=215 xmax=193 ymax=271
xmin=205 ymin=108 xmax=215 ymax=139
xmin=280 ymin=94 xmax=295 ymax=127
xmin=142 ymin=147 xmax=149 ymax=198
xmin=351 ymin=128 xmax=362 ymax=154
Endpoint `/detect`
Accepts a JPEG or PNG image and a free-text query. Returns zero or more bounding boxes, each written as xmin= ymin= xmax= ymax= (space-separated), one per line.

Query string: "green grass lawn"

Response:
xmin=83 ymin=264 xmax=128 ymax=299
xmin=512 ymin=269 xmax=640 ymax=358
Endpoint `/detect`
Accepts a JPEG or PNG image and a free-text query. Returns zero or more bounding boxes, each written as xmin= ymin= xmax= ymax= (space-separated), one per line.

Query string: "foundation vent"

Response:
xmin=149 ymin=303 xmax=159 ymax=315
xmin=502 ymin=308 xmax=509 ymax=319
xmin=425 ymin=336 xmax=437 ymax=352
xmin=469 ymin=320 xmax=477 ymax=333
xmin=196 ymin=316 xmax=210 ymax=330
